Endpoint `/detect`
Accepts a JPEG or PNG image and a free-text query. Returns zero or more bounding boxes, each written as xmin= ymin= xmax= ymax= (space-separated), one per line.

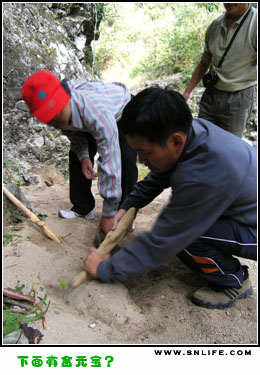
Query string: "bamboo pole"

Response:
xmin=3 ymin=186 xmax=61 ymax=243
xmin=69 ymin=207 xmax=136 ymax=289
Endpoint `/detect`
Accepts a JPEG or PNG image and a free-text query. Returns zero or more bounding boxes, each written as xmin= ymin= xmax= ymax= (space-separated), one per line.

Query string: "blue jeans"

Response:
xmin=178 ymin=218 xmax=257 ymax=288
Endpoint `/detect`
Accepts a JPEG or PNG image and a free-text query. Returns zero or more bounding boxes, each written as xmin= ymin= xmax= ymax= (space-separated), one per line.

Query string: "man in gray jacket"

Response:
xmin=83 ymin=86 xmax=257 ymax=310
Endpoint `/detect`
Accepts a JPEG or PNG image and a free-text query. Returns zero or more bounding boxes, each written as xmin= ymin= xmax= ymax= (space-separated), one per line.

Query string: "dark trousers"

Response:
xmin=69 ymin=131 xmax=137 ymax=215
xmin=178 ymin=217 xmax=257 ymax=288
xmin=198 ymin=86 xmax=255 ymax=138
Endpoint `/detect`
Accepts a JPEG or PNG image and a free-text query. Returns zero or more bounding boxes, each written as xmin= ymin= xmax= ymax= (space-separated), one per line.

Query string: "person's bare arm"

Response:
xmin=183 ymin=62 xmax=209 ymax=101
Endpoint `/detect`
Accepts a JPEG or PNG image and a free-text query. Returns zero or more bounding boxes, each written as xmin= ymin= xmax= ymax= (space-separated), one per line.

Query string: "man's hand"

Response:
xmin=82 ymin=247 xmax=110 ymax=278
xmin=81 ymin=157 xmax=97 ymax=180
xmin=111 ymin=209 xmax=127 ymax=230
xmin=99 ymin=209 xmax=127 ymax=234
xmin=99 ymin=216 xmax=117 ymax=234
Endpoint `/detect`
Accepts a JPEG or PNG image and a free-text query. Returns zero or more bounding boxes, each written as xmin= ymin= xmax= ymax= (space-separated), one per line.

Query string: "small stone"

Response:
xmin=88 ymin=323 xmax=96 ymax=329
xmin=3 ymin=330 xmax=29 ymax=344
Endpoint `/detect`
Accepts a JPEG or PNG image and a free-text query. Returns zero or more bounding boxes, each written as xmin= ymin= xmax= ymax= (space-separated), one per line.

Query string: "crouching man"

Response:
xmin=83 ymin=86 xmax=257 ymax=310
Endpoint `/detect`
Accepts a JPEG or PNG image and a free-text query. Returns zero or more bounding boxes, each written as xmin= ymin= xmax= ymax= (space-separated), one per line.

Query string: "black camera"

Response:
xmin=202 ymin=71 xmax=218 ymax=88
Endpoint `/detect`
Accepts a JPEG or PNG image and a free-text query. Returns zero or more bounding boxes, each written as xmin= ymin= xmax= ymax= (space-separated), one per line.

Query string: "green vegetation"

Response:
xmin=58 ymin=278 xmax=70 ymax=292
xmin=3 ymin=282 xmax=50 ymax=337
xmin=138 ymin=164 xmax=150 ymax=181
xmin=93 ymin=3 xmax=222 ymax=87
xmin=3 ymin=232 xmax=22 ymax=246
xmin=3 ymin=155 xmax=26 ymax=186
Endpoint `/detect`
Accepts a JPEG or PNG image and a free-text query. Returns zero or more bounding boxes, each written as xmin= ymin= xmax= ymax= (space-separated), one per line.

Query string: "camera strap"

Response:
xmin=216 ymin=6 xmax=252 ymax=70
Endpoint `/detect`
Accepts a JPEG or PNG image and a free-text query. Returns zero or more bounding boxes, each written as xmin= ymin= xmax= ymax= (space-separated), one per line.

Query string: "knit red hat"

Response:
xmin=21 ymin=70 xmax=70 ymax=123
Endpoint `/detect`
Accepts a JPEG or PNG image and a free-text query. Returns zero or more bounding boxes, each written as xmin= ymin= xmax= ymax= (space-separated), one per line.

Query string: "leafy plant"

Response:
xmin=93 ymin=3 xmax=222 ymax=86
xmin=197 ymin=3 xmax=220 ymax=12
xmin=3 ymin=284 xmax=50 ymax=338
xmin=15 ymin=280 xmax=25 ymax=292
xmin=47 ymin=46 xmax=56 ymax=55
xmin=3 ymin=232 xmax=22 ymax=246
xmin=58 ymin=278 xmax=69 ymax=292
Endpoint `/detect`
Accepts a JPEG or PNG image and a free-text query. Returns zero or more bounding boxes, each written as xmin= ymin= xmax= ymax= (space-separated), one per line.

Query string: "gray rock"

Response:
xmin=3 ymin=183 xmax=33 ymax=226
xmin=3 ymin=330 xmax=29 ymax=344
xmin=3 ymin=3 xmax=102 ymax=178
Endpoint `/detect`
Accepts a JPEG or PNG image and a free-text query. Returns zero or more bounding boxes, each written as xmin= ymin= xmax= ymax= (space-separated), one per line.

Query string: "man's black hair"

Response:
xmin=119 ymin=86 xmax=193 ymax=145
xmin=61 ymin=79 xmax=71 ymax=96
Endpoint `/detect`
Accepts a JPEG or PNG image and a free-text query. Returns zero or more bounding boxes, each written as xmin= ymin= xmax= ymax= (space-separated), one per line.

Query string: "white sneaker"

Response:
xmin=130 ymin=222 xmax=136 ymax=232
xmin=58 ymin=209 xmax=95 ymax=220
xmin=84 ymin=210 xmax=95 ymax=220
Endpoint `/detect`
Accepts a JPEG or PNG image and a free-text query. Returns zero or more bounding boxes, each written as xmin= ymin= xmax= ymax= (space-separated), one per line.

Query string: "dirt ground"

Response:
xmin=3 ymin=169 xmax=257 ymax=345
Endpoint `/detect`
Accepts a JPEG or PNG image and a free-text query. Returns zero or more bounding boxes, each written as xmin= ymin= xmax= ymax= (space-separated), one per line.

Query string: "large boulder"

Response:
xmin=3 ymin=3 xmax=103 ymax=177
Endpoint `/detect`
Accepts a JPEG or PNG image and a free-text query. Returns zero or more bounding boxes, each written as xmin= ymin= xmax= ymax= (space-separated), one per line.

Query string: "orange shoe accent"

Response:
xmin=192 ymin=256 xmax=215 ymax=265
xmin=201 ymin=267 xmax=220 ymax=274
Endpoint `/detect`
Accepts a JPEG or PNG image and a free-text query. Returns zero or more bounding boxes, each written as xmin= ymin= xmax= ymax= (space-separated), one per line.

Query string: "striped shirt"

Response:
xmin=62 ymin=80 xmax=131 ymax=217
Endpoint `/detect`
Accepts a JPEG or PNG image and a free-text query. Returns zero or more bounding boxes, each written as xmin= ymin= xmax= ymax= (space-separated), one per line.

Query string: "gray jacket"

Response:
xmin=98 ymin=118 xmax=257 ymax=282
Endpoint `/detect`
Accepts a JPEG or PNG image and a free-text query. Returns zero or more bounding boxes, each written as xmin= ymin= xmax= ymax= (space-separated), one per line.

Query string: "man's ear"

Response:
xmin=168 ymin=132 xmax=186 ymax=153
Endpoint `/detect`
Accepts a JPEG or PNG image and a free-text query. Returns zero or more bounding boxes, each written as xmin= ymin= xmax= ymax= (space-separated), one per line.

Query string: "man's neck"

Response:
xmin=227 ymin=4 xmax=249 ymax=22
xmin=226 ymin=4 xmax=249 ymax=32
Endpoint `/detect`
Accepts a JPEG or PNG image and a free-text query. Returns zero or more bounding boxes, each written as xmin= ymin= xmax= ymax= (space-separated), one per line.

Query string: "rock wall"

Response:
xmin=3 ymin=3 xmax=103 ymax=180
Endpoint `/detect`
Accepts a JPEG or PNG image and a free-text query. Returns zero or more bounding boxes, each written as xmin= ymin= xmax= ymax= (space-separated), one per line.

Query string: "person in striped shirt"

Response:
xmin=21 ymin=70 xmax=138 ymax=235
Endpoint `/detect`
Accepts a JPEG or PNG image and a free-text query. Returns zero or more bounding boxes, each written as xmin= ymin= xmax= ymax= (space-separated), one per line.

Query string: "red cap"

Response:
xmin=21 ymin=70 xmax=70 ymax=123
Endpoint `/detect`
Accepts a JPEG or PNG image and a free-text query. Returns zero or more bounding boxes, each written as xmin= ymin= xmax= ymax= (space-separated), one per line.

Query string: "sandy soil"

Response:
xmin=3 ymin=171 xmax=257 ymax=345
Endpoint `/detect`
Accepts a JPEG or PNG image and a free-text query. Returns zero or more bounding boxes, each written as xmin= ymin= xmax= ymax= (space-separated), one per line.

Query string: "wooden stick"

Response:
xmin=3 ymin=186 xmax=61 ymax=243
xmin=69 ymin=207 xmax=136 ymax=289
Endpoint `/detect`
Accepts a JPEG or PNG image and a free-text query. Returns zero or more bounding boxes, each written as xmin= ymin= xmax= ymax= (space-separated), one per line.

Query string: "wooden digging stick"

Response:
xmin=69 ymin=207 xmax=136 ymax=289
xmin=3 ymin=186 xmax=61 ymax=243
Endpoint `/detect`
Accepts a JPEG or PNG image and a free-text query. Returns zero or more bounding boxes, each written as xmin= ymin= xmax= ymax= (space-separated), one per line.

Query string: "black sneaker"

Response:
xmin=191 ymin=267 xmax=253 ymax=309
xmin=93 ymin=229 xmax=106 ymax=248
xmin=93 ymin=229 xmax=120 ymax=254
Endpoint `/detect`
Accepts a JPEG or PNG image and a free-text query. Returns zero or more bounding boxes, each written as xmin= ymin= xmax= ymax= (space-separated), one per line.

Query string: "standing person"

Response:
xmin=183 ymin=3 xmax=257 ymax=138
xmin=21 ymin=70 xmax=138 ymax=234
xmin=83 ymin=86 xmax=257 ymax=310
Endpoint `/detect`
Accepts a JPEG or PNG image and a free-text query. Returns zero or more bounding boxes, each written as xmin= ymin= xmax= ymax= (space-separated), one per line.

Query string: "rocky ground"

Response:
xmin=3 ymin=167 xmax=257 ymax=345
